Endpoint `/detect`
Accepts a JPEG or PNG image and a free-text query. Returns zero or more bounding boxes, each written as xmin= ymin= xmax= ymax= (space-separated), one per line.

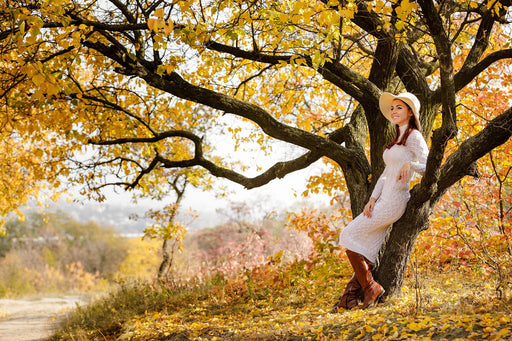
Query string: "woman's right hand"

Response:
xmin=363 ymin=197 xmax=376 ymax=218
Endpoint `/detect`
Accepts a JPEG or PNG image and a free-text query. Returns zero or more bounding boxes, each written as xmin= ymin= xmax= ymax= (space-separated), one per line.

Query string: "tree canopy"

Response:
xmin=1 ymin=0 xmax=511 ymax=295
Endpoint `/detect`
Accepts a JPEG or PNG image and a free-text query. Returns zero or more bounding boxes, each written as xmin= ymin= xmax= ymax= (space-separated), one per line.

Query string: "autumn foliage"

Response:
xmin=0 ymin=212 xmax=129 ymax=296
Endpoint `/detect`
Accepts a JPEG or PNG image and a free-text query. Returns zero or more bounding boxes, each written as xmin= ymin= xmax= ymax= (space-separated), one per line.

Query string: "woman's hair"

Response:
xmin=386 ymin=103 xmax=419 ymax=149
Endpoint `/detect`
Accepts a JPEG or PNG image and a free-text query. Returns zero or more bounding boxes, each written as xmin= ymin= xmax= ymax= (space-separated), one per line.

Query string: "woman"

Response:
xmin=332 ymin=92 xmax=429 ymax=311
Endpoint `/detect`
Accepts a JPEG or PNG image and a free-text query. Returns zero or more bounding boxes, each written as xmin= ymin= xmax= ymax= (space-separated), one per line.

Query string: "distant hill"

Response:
xmin=23 ymin=198 xmax=225 ymax=235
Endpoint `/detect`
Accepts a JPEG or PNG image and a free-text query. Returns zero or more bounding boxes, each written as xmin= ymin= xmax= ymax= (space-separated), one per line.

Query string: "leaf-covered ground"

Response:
xmin=120 ymin=305 xmax=511 ymax=341
xmin=117 ymin=284 xmax=511 ymax=340
xmin=53 ymin=257 xmax=512 ymax=341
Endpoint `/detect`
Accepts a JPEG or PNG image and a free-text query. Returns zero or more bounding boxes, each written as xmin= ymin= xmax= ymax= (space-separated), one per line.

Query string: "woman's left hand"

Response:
xmin=397 ymin=162 xmax=411 ymax=184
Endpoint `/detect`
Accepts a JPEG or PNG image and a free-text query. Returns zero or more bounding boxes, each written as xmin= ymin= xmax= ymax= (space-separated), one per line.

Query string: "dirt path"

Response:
xmin=0 ymin=296 xmax=84 ymax=341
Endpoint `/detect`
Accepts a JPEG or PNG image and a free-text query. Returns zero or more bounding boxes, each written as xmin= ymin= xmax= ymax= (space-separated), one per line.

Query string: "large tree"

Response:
xmin=1 ymin=0 xmax=511 ymax=296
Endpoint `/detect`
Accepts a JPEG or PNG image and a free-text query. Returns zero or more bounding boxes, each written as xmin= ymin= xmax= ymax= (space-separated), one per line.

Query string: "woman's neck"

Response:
xmin=399 ymin=124 xmax=408 ymax=136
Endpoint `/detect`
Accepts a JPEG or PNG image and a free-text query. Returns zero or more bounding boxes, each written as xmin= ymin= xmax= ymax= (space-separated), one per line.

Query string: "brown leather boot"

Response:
xmin=330 ymin=273 xmax=361 ymax=312
xmin=346 ymin=250 xmax=384 ymax=309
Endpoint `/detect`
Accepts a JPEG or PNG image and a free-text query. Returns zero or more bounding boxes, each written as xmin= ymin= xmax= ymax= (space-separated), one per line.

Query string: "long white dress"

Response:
xmin=338 ymin=125 xmax=429 ymax=263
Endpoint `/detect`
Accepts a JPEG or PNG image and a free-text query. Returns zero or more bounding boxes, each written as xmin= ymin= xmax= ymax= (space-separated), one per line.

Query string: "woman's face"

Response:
xmin=390 ymin=99 xmax=414 ymax=127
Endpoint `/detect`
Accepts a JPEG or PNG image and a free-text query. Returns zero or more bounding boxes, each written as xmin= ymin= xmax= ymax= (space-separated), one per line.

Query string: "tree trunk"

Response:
xmin=373 ymin=199 xmax=431 ymax=297
xmin=157 ymin=177 xmax=187 ymax=281
xmin=158 ymin=238 xmax=171 ymax=280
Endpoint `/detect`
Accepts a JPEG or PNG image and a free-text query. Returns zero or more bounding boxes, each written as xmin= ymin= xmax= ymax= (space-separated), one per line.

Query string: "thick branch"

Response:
xmin=395 ymin=43 xmax=432 ymax=95
xmin=92 ymin=122 xmax=360 ymax=190
xmin=322 ymin=61 xmax=380 ymax=102
xmin=321 ymin=0 xmax=387 ymax=39
xmin=88 ymin=129 xmax=201 ymax=145
xmin=432 ymin=105 xmax=512 ymax=204
xmin=328 ymin=105 xmax=367 ymax=149
xmin=158 ymin=151 xmax=324 ymax=190
xmin=368 ymin=37 xmax=398 ymax=90
xmin=204 ymin=40 xmax=291 ymax=64
xmin=452 ymin=48 xmax=512 ymax=93
xmin=42 ymin=19 xmax=149 ymax=32
xmin=460 ymin=7 xmax=496 ymax=70
xmin=204 ymin=40 xmax=378 ymax=104
xmin=416 ymin=0 xmax=458 ymax=202
xmin=109 ymin=0 xmax=138 ymax=24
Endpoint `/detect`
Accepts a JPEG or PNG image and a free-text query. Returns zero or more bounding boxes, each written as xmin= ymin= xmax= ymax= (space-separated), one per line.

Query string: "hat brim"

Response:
xmin=379 ymin=92 xmax=421 ymax=130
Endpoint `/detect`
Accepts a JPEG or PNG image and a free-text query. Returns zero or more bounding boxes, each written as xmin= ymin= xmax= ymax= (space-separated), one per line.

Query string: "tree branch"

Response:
xmin=126 ymin=156 xmax=161 ymax=189
xmin=205 ymin=40 xmax=379 ymax=108
xmin=416 ymin=0 xmax=458 ymax=202
xmin=109 ymin=0 xmax=138 ymax=24
xmin=156 ymin=149 xmax=324 ymax=190
xmin=204 ymin=40 xmax=291 ymax=64
xmin=453 ymin=48 xmax=512 ymax=92
xmin=90 ymin=119 xmax=362 ymax=191
xmin=430 ymin=105 xmax=512 ymax=205
xmin=88 ymin=129 xmax=201 ymax=145
xmin=43 ymin=19 xmax=150 ymax=32
xmin=78 ymin=93 xmax=157 ymax=135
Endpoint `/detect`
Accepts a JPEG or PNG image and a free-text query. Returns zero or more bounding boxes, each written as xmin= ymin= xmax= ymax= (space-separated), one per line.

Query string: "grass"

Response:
xmin=50 ymin=277 xmax=217 ymax=340
xmin=50 ymin=259 xmax=512 ymax=341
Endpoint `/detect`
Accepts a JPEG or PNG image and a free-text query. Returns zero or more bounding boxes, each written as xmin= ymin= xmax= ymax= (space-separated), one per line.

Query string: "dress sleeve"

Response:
xmin=407 ymin=130 xmax=429 ymax=176
xmin=370 ymin=171 xmax=385 ymax=200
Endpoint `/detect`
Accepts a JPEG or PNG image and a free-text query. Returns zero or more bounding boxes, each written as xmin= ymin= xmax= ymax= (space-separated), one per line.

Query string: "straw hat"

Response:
xmin=379 ymin=92 xmax=421 ymax=130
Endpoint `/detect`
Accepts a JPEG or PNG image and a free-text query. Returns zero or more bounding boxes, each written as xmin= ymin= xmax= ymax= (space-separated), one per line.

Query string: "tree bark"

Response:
xmin=374 ymin=201 xmax=430 ymax=297
xmin=157 ymin=177 xmax=186 ymax=281
xmin=158 ymin=238 xmax=172 ymax=280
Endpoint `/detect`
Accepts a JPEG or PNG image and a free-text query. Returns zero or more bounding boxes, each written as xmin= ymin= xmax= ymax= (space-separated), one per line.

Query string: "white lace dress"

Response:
xmin=338 ymin=125 xmax=429 ymax=263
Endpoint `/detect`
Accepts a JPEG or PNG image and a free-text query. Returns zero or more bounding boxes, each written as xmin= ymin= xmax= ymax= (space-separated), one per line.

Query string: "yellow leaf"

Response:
xmin=154 ymin=8 xmax=164 ymax=18
xmin=497 ymin=328 xmax=510 ymax=337
xmin=311 ymin=50 xmax=322 ymax=69
xmin=147 ymin=18 xmax=156 ymax=31
xmin=407 ymin=322 xmax=423 ymax=332
xmin=32 ymin=74 xmax=45 ymax=86
xmin=164 ymin=20 xmax=174 ymax=35
xmin=498 ymin=316 xmax=510 ymax=324
xmin=293 ymin=1 xmax=304 ymax=12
